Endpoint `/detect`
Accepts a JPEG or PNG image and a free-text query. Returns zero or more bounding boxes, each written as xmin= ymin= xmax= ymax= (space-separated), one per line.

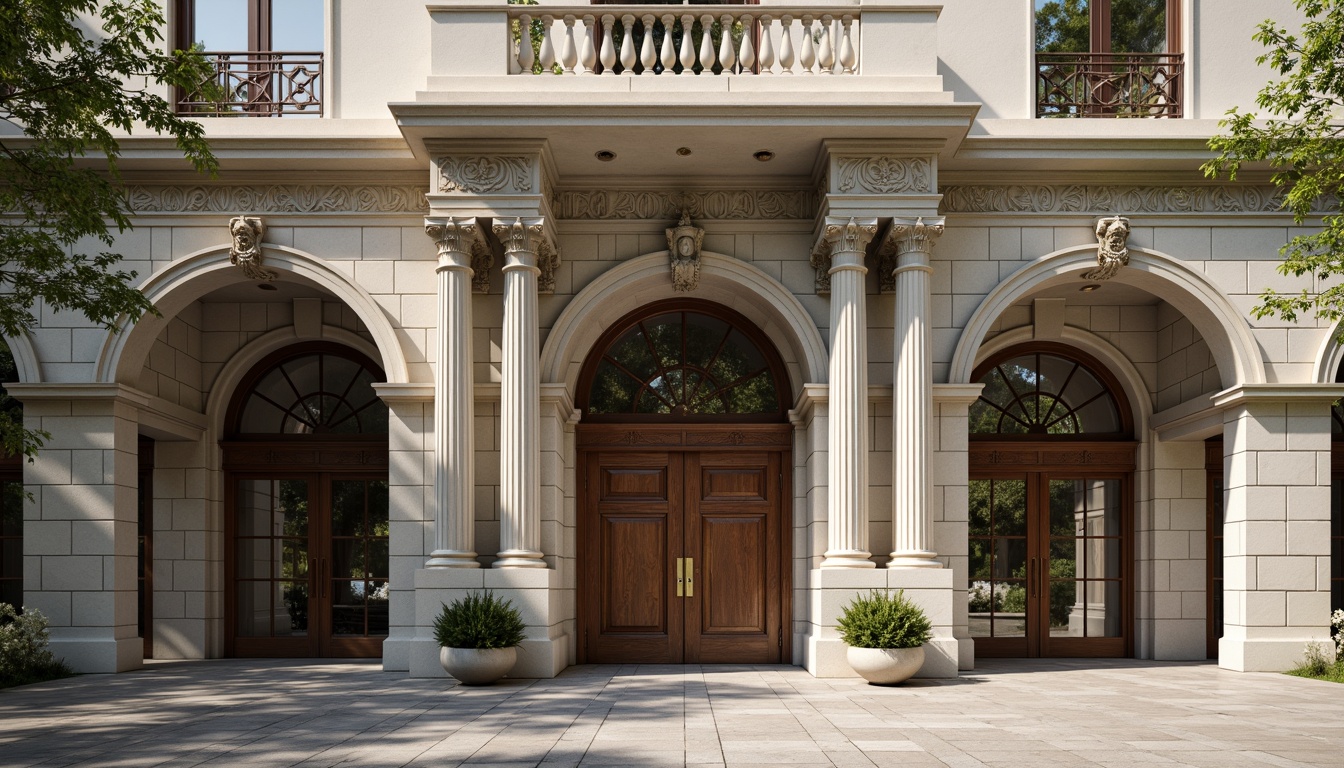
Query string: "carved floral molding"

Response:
xmin=938 ymin=185 xmax=1318 ymax=214
xmin=835 ymin=156 xmax=933 ymax=195
xmin=127 ymin=185 xmax=427 ymax=214
xmin=437 ymin=156 xmax=534 ymax=195
xmin=555 ymin=189 xmax=814 ymax=220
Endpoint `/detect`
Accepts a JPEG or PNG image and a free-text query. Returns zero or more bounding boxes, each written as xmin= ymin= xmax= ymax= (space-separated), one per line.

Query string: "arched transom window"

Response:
xmin=232 ymin=348 xmax=387 ymax=436
xmin=970 ymin=346 xmax=1129 ymax=437
xmin=580 ymin=301 xmax=786 ymax=421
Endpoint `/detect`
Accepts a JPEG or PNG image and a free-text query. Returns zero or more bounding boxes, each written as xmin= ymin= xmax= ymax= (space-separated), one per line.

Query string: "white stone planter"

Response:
xmin=846 ymin=646 xmax=925 ymax=685
xmin=439 ymin=646 xmax=518 ymax=686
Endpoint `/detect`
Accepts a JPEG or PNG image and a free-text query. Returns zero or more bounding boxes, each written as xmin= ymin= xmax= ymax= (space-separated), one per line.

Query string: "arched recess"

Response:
xmin=1312 ymin=324 xmax=1344 ymax=384
xmin=95 ymin=245 xmax=411 ymax=388
xmin=949 ymin=246 xmax=1265 ymax=389
xmin=0 ymin=332 xmax=41 ymax=385
xmin=972 ymin=326 xmax=1153 ymax=435
xmin=541 ymin=251 xmax=828 ymax=396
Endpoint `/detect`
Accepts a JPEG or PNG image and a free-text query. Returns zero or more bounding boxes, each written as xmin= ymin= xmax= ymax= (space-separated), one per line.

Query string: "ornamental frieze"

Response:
xmin=127 ymin=185 xmax=427 ymax=214
xmin=938 ymin=184 xmax=1318 ymax=214
xmin=556 ymin=189 xmax=814 ymax=220
xmin=835 ymin=156 xmax=933 ymax=195
xmin=437 ymin=155 xmax=534 ymax=194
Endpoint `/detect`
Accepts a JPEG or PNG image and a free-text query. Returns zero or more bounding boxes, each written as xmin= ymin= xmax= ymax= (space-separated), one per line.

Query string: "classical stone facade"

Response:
xmin=1 ymin=0 xmax=1339 ymax=679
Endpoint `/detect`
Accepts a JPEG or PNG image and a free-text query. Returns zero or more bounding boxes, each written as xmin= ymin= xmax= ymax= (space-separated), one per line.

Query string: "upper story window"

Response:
xmin=176 ymin=0 xmax=324 ymax=117
xmin=1035 ymin=0 xmax=1182 ymax=118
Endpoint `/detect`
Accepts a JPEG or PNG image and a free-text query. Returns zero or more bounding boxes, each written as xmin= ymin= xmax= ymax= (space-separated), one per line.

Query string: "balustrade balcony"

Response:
xmin=508 ymin=5 xmax=860 ymax=76
xmin=177 ymin=52 xmax=324 ymax=117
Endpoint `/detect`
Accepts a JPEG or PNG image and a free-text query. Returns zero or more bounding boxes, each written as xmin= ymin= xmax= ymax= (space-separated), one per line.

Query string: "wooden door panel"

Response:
xmin=600 ymin=516 xmax=669 ymax=632
xmin=686 ymin=453 xmax=780 ymax=664
xmin=583 ymin=452 xmax=682 ymax=663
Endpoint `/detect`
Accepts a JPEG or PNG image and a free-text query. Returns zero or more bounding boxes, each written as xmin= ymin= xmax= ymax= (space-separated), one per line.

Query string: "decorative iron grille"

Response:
xmin=178 ymin=52 xmax=323 ymax=117
xmin=1036 ymin=52 xmax=1182 ymax=118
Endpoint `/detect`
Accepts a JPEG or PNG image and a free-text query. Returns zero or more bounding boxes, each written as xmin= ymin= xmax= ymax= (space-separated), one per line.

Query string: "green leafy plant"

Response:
xmin=836 ymin=590 xmax=932 ymax=650
xmin=433 ymin=591 xmax=526 ymax=650
xmin=1288 ymin=609 xmax=1344 ymax=683
xmin=0 ymin=604 xmax=74 ymax=689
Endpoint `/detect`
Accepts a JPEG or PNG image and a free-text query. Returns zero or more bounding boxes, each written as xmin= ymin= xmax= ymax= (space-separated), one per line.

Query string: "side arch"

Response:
xmin=972 ymin=325 xmax=1153 ymax=435
xmin=949 ymin=246 xmax=1264 ymax=388
xmin=1 ymin=332 xmax=41 ymax=385
xmin=541 ymin=251 xmax=828 ymax=395
xmin=95 ymin=245 xmax=411 ymax=387
xmin=1312 ymin=324 xmax=1344 ymax=383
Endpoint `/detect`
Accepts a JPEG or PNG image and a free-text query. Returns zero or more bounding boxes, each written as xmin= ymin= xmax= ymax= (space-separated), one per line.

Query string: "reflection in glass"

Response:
xmin=971 ymin=352 xmax=1122 ymax=435
xmin=968 ymin=478 xmax=1030 ymax=638
xmin=587 ymin=311 xmax=779 ymax=417
xmin=234 ymin=479 xmax=309 ymax=638
xmin=237 ymin=352 xmax=388 ymax=435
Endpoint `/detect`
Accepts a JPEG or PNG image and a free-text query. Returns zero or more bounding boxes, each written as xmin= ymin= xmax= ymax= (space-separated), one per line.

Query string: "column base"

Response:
xmin=425 ymin=550 xmax=481 ymax=568
xmin=886 ymin=550 xmax=941 ymax=569
xmin=47 ymin=633 xmax=143 ymax=674
xmin=1219 ymin=633 xmax=1335 ymax=672
xmin=493 ymin=549 xmax=547 ymax=568
xmin=821 ymin=550 xmax=876 ymax=569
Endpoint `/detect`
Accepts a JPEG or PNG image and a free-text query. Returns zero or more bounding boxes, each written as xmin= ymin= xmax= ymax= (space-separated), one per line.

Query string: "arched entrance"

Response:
xmin=576 ymin=299 xmax=791 ymax=664
xmin=968 ymin=342 xmax=1136 ymax=658
xmin=223 ymin=343 xmax=390 ymax=658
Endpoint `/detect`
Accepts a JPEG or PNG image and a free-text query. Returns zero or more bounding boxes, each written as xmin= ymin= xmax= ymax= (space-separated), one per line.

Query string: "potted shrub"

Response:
xmin=433 ymin=591 xmax=526 ymax=686
xmin=837 ymin=589 xmax=932 ymax=685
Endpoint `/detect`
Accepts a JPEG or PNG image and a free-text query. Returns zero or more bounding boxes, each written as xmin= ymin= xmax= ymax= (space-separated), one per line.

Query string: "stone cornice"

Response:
xmin=555 ymin=189 xmax=816 ymax=221
xmin=1211 ymin=384 xmax=1344 ymax=408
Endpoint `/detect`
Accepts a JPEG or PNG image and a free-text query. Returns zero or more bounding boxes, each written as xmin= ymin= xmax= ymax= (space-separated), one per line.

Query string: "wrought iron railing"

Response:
xmin=1036 ymin=52 xmax=1182 ymax=118
xmin=178 ymin=52 xmax=323 ymax=117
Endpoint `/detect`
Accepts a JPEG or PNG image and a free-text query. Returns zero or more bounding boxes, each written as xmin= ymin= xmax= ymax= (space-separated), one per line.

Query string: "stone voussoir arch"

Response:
xmin=1 ymin=331 xmax=41 ymax=385
xmin=95 ymin=244 xmax=410 ymax=388
xmin=949 ymin=245 xmax=1265 ymax=389
xmin=540 ymin=251 xmax=828 ymax=395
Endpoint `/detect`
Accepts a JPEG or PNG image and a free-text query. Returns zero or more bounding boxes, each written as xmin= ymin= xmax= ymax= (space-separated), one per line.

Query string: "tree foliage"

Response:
xmin=0 ymin=0 xmax=217 ymax=459
xmin=1203 ymin=0 xmax=1344 ymax=327
xmin=1035 ymin=0 xmax=1168 ymax=53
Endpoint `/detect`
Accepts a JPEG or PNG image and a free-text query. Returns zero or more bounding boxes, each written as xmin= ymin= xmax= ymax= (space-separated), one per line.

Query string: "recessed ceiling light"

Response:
xmin=258 ymin=283 xmax=279 ymax=291
xmin=1079 ymin=284 xmax=1101 ymax=293
xmin=753 ymin=150 xmax=775 ymax=162
xmin=676 ymin=147 xmax=692 ymax=156
xmin=595 ymin=150 xmax=616 ymax=162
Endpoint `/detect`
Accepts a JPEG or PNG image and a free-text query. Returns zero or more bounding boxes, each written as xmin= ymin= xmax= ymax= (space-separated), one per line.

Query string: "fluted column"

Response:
xmin=885 ymin=217 xmax=945 ymax=568
xmin=816 ymin=217 xmax=879 ymax=568
xmin=492 ymin=217 xmax=554 ymax=568
xmin=424 ymin=217 xmax=488 ymax=568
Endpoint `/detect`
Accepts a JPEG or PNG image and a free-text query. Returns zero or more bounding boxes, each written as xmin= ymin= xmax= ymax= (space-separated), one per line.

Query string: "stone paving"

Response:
xmin=1 ymin=659 xmax=1341 ymax=767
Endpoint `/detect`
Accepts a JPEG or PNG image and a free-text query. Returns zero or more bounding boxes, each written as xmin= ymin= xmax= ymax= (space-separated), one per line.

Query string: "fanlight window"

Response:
xmin=235 ymin=351 xmax=387 ymax=435
xmin=971 ymin=350 xmax=1123 ymax=436
xmin=585 ymin=310 xmax=782 ymax=418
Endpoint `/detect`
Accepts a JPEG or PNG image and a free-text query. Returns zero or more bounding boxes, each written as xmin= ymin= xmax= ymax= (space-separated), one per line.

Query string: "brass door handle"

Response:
xmin=685 ymin=557 xmax=693 ymax=598
xmin=676 ymin=558 xmax=685 ymax=598
xmin=675 ymin=558 xmax=695 ymax=598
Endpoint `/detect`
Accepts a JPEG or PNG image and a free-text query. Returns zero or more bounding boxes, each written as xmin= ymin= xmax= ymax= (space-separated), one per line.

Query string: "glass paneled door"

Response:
xmin=970 ymin=474 xmax=1129 ymax=658
xmin=231 ymin=474 xmax=389 ymax=657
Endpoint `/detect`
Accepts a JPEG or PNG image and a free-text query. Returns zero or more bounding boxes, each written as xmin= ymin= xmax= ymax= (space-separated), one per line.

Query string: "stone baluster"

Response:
xmin=778 ymin=15 xmax=795 ymax=74
xmin=659 ymin=14 xmax=676 ymax=72
xmin=839 ymin=16 xmax=856 ymax=75
xmin=580 ymin=15 xmax=597 ymax=75
xmin=800 ymin=16 xmax=816 ymax=74
xmin=816 ymin=217 xmax=880 ymax=568
xmin=538 ymin=15 xmax=556 ymax=73
xmin=561 ymin=16 xmax=578 ymax=75
xmin=518 ymin=14 xmax=535 ymax=74
xmin=600 ymin=15 xmax=617 ymax=75
xmin=424 ymin=217 xmax=487 ymax=568
xmin=680 ymin=14 xmax=697 ymax=72
xmin=884 ymin=218 xmax=945 ymax=569
xmin=739 ymin=14 xmax=756 ymax=74
xmin=699 ymin=14 xmax=715 ymax=72
xmin=818 ymin=15 xmax=834 ymax=75
xmin=758 ymin=15 xmax=775 ymax=74
xmin=620 ymin=15 xmax=636 ymax=73
xmin=718 ymin=14 xmax=737 ymax=73
xmin=640 ymin=14 xmax=657 ymax=73
xmin=492 ymin=217 xmax=554 ymax=569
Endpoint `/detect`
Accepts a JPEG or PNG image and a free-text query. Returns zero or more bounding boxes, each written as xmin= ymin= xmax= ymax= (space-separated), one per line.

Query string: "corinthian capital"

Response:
xmin=809 ymin=216 xmax=879 ymax=295
xmin=878 ymin=217 xmax=945 ymax=292
xmin=425 ymin=216 xmax=494 ymax=292
xmin=492 ymin=217 xmax=561 ymax=294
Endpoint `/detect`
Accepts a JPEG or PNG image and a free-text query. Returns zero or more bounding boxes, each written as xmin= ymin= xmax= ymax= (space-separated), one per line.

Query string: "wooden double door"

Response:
xmin=580 ymin=435 xmax=788 ymax=664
